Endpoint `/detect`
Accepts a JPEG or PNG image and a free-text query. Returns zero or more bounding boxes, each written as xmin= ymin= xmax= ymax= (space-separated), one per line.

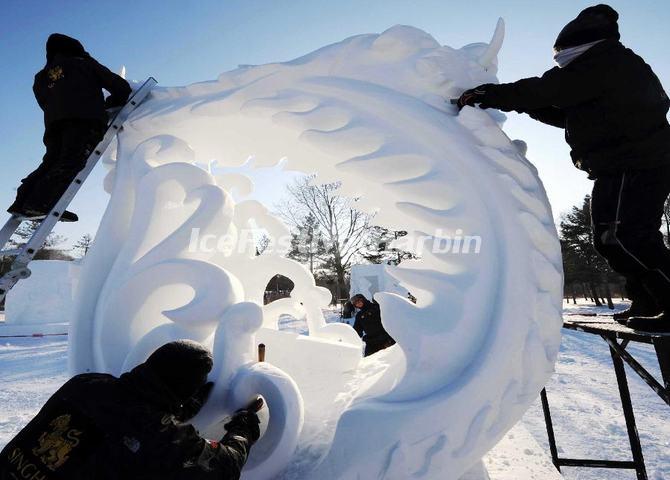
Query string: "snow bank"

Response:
xmin=5 ymin=260 xmax=79 ymax=325
xmin=69 ymin=19 xmax=563 ymax=479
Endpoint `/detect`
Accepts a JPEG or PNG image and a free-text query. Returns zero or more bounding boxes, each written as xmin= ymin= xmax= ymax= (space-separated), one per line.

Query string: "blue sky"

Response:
xmin=1 ymin=0 xmax=669 ymax=248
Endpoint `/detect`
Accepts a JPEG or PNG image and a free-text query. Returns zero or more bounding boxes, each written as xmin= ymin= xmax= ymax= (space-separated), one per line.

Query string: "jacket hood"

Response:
xmin=121 ymin=340 xmax=213 ymax=411
xmin=46 ymin=33 xmax=88 ymax=63
xmin=351 ymin=294 xmax=376 ymax=310
xmin=120 ymin=363 xmax=182 ymax=412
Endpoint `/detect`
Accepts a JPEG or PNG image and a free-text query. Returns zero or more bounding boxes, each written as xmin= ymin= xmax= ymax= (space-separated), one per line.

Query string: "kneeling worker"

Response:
xmin=0 ymin=340 xmax=261 ymax=480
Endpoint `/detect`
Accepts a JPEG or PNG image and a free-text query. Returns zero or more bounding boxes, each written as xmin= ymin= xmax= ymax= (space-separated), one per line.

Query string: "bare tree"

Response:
xmin=73 ymin=233 xmax=94 ymax=258
xmin=277 ymin=177 xmax=371 ymax=300
xmin=256 ymin=233 xmax=271 ymax=256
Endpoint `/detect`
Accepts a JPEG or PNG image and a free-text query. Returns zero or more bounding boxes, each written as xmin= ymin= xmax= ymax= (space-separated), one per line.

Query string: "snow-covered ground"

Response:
xmin=316 ymin=303 xmax=670 ymax=479
xmin=521 ymin=300 xmax=670 ymax=480
xmin=1 ymin=302 xmax=668 ymax=479
xmin=0 ymin=336 xmax=67 ymax=444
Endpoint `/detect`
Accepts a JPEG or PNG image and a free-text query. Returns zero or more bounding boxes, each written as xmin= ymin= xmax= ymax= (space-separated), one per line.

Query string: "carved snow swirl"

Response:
xmin=70 ymin=22 xmax=563 ymax=479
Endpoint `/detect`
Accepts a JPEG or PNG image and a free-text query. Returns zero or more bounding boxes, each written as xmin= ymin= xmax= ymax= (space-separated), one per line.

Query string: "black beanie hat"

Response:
xmin=144 ymin=340 xmax=214 ymax=402
xmin=46 ymin=33 xmax=87 ymax=63
xmin=554 ymin=4 xmax=620 ymax=50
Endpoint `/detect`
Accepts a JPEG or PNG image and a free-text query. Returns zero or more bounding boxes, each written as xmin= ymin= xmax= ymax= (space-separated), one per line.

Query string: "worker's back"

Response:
xmin=32 ymin=33 xmax=131 ymax=127
xmin=0 ymin=372 xmax=190 ymax=479
xmin=0 ymin=370 xmax=248 ymax=480
xmin=562 ymin=40 xmax=670 ymax=173
xmin=0 ymin=341 xmax=259 ymax=480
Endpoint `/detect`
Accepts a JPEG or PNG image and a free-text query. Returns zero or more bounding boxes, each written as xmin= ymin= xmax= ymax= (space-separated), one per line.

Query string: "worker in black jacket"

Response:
xmin=0 ymin=340 xmax=261 ymax=480
xmin=457 ymin=4 xmax=670 ymax=332
xmin=351 ymin=294 xmax=396 ymax=356
xmin=7 ymin=33 xmax=132 ymax=223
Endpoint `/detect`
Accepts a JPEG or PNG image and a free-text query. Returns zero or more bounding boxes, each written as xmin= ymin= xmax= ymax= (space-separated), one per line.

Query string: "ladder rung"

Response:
xmin=1 ymin=267 xmax=31 ymax=281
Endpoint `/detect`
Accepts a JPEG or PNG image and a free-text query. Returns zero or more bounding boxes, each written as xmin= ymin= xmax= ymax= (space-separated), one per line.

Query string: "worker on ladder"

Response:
xmin=7 ymin=33 xmax=131 ymax=223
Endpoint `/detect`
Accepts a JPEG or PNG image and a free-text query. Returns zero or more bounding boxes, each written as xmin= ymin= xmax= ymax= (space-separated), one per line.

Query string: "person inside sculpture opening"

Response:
xmin=457 ymin=4 xmax=670 ymax=333
xmin=7 ymin=33 xmax=131 ymax=223
xmin=0 ymin=340 xmax=262 ymax=480
xmin=351 ymin=293 xmax=396 ymax=356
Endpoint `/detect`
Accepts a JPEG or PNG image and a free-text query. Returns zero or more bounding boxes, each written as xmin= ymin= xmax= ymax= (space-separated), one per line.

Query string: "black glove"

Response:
xmin=456 ymin=84 xmax=493 ymax=110
xmin=177 ymin=381 xmax=214 ymax=421
xmin=105 ymin=94 xmax=129 ymax=109
xmin=224 ymin=410 xmax=261 ymax=446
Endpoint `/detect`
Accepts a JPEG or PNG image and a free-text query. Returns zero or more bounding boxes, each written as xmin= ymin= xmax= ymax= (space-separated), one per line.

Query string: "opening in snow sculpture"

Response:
xmin=69 ymin=20 xmax=563 ymax=479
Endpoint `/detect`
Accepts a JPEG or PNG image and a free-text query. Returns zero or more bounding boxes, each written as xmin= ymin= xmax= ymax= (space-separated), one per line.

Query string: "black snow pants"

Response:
xmin=591 ymin=165 xmax=670 ymax=308
xmin=10 ymin=118 xmax=105 ymax=212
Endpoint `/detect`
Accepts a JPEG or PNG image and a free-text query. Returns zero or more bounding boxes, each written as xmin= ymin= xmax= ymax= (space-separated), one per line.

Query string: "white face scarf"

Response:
xmin=553 ymin=39 xmax=605 ymax=68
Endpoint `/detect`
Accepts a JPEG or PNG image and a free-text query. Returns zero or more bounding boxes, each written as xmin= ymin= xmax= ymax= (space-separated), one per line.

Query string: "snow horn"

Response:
xmin=478 ymin=17 xmax=505 ymax=69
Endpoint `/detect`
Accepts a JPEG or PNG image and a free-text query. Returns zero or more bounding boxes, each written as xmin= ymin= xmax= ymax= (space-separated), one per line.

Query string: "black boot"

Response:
xmin=57 ymin=210 xmax=79 ymax=222
xmin=613 ymin=277 xmax=661 ymax=324
xmin=7 ymin=199 xmax=34 ymax=218
xmin=8 ymin=205 xmax=47 ymax=220
xmin=626 ymin=312 xmax=670 ymax=333
xmin=627 ymin=271 xmax=670 ymax=332
xmin=614 ymin=302 xmax=662 ymax=324
xmin=7 ymin=200 xmax=24 ymax=215
xmin=8 ymin=205 xmax=78 ymax=223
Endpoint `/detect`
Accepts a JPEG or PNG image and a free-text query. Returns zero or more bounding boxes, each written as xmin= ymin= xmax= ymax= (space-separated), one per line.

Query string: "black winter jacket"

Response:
xmin=0 ymin=367 xmax=254 ymax=480
xmin=479 ymin=40 xmax=670 ymax=177
xmin=353 ymin=300 xmax=394 ymax=347
xmin=33 ymin=53 xmax=131 ymax=127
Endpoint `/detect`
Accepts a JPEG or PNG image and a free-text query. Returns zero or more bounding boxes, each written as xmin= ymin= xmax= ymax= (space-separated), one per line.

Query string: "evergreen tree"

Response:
xmin=286 ymin=213 xmax=327 ymax=274
xmin=10 ymin=221 xmax=73 ymax=260
xmin=362 ymin=227 xmax=415 ymax=265
xmin=559 ymin=195 xmax=622 ymax=308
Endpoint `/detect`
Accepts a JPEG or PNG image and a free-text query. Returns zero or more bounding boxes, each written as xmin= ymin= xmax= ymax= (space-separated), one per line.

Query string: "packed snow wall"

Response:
xmin=69 ymin=20 xmax=563 ymax=479
xmin=6 ymin=260 xmax=80 ymax=325
xmin=349 ymin=263 xmax=412 ymax=301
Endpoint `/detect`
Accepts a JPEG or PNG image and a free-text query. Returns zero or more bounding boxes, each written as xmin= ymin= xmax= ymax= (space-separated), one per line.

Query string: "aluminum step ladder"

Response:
xmin=0 ymin=77 xmax=157 ymax=304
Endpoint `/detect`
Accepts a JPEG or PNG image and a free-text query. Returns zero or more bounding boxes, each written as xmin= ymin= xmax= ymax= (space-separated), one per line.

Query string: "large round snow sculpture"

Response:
xmin=70 ymin=20 xmax=563 ymax=479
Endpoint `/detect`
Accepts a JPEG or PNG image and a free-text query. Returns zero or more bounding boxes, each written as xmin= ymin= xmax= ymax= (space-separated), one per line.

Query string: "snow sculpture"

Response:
xmin=6 ymin=260 xmax=80 ymax=325
xmin=349 ymin=264 xmax=411 ymax=301
xmin=69 ymin=20 xmax=563 ymax=479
